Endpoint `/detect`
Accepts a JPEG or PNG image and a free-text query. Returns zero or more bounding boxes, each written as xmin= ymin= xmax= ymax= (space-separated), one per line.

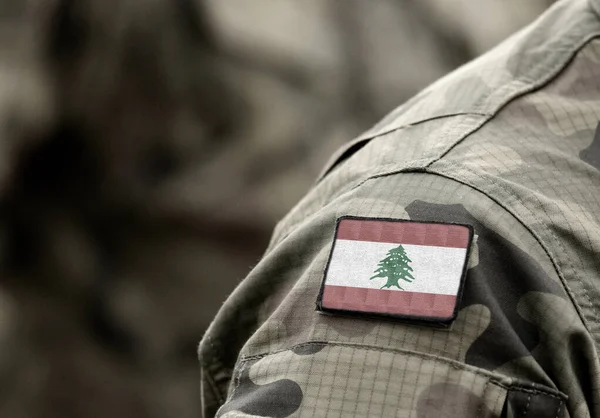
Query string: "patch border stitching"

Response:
xmin=316 ymin=215 xmax=474 ymax=327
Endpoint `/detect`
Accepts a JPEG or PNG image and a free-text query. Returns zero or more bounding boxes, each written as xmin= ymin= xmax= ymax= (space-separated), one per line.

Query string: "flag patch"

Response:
xmin=317 ymin=216 xmax=473 ymax=325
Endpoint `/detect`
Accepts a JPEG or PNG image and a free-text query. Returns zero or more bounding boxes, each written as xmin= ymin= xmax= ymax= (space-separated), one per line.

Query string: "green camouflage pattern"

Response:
xmin=200 ymin=0 xmax=600 ymax=416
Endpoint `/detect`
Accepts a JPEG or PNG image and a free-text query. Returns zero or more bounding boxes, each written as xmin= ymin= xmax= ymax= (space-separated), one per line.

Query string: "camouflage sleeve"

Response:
xmin=200 ymin=171 xmax=593 ymax=417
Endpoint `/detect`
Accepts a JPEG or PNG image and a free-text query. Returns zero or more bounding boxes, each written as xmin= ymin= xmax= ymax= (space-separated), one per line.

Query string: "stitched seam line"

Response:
xmin=478 ymin=380 xmax=489 ymax=418
xmin=201 ymin=335 xmax=226 ymax=403
xmin=203 ymin=367 xmax=225 ymax=405
xmin=213 ymin=350 xmax=245 ymax=417
xmin=231 ymin=361 xmax=245 ymax=402
xmin=239 ymin=341 xmax=566 ymax=400
xmin=523 ymin=393 xmax=532 ymax=418
xmin=317 ymin=112 xmax=490 ymax=183
xmin=425 ymin=115 xmax=490 ymax=169
xmin=273 ymin=160 xmax=431 ymax=244
xmin=356 ymin=111 xmax=487 ymax=147
xmin=494 ymin=382 xmax=504 ymax=416
xmin=555 ymin=400 xmax=563 ymax=418
xmin=424 ymin=165 xmax=594 ymax=336
xmin=427 ymin=31 xmax=600 ymax=166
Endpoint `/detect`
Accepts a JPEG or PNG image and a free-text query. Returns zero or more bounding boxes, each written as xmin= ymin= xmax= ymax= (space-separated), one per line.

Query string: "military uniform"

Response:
xmin=199 ymin=0 xmax=600 ymax=416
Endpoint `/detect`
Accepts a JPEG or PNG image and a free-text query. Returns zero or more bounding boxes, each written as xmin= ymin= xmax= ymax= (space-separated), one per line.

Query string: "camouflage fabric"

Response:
xmin=200 ymin=0 xmax=600 ymax=416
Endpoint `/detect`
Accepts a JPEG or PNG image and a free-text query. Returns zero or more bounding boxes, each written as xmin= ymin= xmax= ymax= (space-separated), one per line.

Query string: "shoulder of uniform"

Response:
xmin=358 ymin=0 xmax=600 ymax=142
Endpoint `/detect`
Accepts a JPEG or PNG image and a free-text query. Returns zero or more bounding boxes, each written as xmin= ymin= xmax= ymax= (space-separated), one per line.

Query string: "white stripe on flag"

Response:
xmin=326 ymin=239 xmax=467 ymax=295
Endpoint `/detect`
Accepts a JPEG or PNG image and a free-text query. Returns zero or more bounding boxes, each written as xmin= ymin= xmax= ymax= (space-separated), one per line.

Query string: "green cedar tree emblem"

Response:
xmin=370 ymin=244 xmax=415 ymax=290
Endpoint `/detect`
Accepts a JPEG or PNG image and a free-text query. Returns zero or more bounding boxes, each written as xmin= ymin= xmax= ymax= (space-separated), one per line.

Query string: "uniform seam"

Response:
xmin=230 ymin=361 xmax=245 ymax=402
xmin=365 ymin=111 xmax=489 ymax=141
xmin=555 ymin=400 xmax=563 ymax=418
xmin=317 ymin=112 xmax=489 ymax=183
xmin=426 ymin=31 xmax=600 ymax=167
xmin=478 ymin=380 xmax=489 ymax=418
xmin=494 ymin=382 xmax=504 ymax=415
xmin=523 ymin=393 xmax=532 ymax=418
xmin=201 ymin=335 xmax=227 ymax=403
xmin=203 ymin=367 xmax=225 ymax=405
xmin=239 ymin=341 xmax=566 ymax=401
xmin=504 ymin=387 xmax=563 ymax=401
xmin=272 ymin=160 xmax=432 ymax=244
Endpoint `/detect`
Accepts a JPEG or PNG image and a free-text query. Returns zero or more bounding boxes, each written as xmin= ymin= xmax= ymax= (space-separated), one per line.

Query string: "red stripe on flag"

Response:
xmin=321 ymin=285 xmax=457 ymax=319
xmin=336 ymin=219 xmax=470 ymax=248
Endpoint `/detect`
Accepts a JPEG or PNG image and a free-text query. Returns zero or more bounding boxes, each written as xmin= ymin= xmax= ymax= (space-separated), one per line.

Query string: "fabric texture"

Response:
xmin=200 ymin=0 xmax=600 ymax=416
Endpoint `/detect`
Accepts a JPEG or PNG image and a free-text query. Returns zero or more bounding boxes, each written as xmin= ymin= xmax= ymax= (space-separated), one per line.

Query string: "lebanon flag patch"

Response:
xmin=317 ymin=216 xmax=473 ymax=325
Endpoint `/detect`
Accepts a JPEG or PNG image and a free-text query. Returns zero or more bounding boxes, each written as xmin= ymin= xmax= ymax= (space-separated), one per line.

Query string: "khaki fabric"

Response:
xmin=200 ymin=0 xmax=600 ymax=416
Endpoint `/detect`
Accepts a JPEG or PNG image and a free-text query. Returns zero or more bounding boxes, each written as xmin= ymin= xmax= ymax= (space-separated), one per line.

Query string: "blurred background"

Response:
xmin=0 ymin=0 xmax=554 ymax=416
